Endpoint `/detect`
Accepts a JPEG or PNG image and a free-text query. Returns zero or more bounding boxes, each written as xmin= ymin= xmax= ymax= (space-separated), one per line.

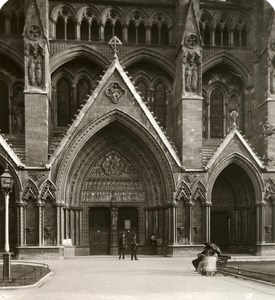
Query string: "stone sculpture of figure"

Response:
xmin=271 ymin=68 xmax=275 ymax=94
xmin=191 ymin=67 xmax=198 ymax=92
xmin=185 ymin=65 xmax=192 ymax=92
xmin=35 ymin=57 xmax=42 ymax=86
xmin=28 ymin=56 xmax=36 ymax=86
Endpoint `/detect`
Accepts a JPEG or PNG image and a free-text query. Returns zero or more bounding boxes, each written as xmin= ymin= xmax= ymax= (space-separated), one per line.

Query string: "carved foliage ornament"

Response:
xmin=106 ymin=82 xmax=126 ymax=104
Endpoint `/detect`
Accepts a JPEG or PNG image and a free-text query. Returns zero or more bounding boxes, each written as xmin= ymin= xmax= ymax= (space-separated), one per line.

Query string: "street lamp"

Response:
xmin=0 ymin=164 xmax=14 ymax=281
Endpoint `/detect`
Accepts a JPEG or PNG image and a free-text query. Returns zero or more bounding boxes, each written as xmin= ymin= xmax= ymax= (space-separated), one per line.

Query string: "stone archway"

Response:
xmin=57 ymin=119 xmax=174 ymax=255
xmin=211 ymin=163 xmax=256 ymax=253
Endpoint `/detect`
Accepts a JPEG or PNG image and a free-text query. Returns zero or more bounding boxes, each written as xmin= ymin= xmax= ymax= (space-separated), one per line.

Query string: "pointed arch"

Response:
xmin=207 ymin=153 xmax=264 ymax=205
xmin=191 ymin=180 xmax=206 ymax=203
xmin=149 ymin=10 xmax=173 ymax=29
xmin=54 ymin=109 xmax=175 ymax=205
xmin=76 ymin=5 xmax=100 ymax=24
xmin=121 ymin=48 xmax=175 ymax=78
xmin=126 ymin=8 xmax=148 ymax=26
xmin=40 ymin=179 xmax=57 ymax=202
xmin=50 ymin=45 xmax=109 ymax=73
xmin=101 ymin=7 xmax=125 ymax=25
xmin=22 ymin=179 xmax=39 ymax=201
xmin=175 ymin=180 xmax=191 ymax=203
xmin=50 ymin=3 xmax=77 ymax=23
xmin=202 ymin=52 xmax=250 ymax=85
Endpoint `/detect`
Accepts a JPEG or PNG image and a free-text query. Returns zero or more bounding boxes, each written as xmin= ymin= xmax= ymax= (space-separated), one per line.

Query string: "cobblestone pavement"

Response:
xmin=0 ymin=256 xmax=275 ymax=300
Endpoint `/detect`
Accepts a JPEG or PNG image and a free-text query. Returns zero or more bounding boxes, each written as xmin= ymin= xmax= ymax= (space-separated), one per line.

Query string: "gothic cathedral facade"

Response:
xmin=1 ymin=0 xmax=275 ymax=258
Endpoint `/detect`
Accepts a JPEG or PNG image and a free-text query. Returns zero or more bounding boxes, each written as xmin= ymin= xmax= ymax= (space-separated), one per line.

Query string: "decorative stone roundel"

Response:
xmin=27 ymin=25 xmax=41 ymax=41
xmin=185 ymin=33 xmax=199 ymax=49
xmin=106 ymin=82 xmax=126 ymax=104
xmin=270 ymin=39 xmax=275 ymax=51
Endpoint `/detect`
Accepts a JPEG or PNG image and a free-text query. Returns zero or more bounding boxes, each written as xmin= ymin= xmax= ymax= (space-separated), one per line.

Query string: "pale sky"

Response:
xmin=0 ymin=0 xmax=274 ymax=13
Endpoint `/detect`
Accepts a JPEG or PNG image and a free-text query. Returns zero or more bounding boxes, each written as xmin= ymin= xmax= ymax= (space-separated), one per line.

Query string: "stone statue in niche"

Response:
xmin=185 ymin=65 xmax=192 ymax=92
xmin=191 ymin=66 xmax=198 ymax=92
xmin=35 ymin=56 xmax=42 ymax=86
xmin=28 ymin=56 xmax=36 ymax=86
xmin=270 ymin=68 xmax=275 ymax=94
xmin=27 ymin=54 xmax=43 ymax=87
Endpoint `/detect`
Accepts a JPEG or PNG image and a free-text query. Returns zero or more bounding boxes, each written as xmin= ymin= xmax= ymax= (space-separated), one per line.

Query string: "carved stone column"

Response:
xmin=17 ymin=202 xmax=26 ymax=247
xmin=146 ymin=25 xmax=151 ymax=44
xmin=204 ymin=203 xmax=211 ymax=242
xmin=99 ymin=23 xmax=104 ymax=41
xmin=55 ymin=204 xmax=64 ymax=246
xmin=272 ymin=200 xmax=275 ymax=242
xmin=36 ymin=201 xmax=45 ymax=246
xmin=110 ymin=207 xmax=118 ymax=255
xmin=123 ymin=24 xmax=128 ymax=43
xmin=256 ymin=203 xmax=266 ymax=243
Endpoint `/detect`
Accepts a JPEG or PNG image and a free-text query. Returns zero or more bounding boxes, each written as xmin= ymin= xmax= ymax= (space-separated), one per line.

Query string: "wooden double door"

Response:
xmin=89 ymin=207 xmax=138 ymax=255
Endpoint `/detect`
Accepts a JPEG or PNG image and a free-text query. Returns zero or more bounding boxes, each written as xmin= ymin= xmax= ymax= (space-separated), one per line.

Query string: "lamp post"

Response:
xmin=0 ymin=164 xmax=14 ymax=281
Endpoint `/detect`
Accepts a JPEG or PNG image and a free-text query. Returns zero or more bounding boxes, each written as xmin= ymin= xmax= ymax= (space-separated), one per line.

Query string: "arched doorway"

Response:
xmin=59 ymin=118 xmax=174 ymax=255
xmin=211 ymin=163 xmax=256 ymax=253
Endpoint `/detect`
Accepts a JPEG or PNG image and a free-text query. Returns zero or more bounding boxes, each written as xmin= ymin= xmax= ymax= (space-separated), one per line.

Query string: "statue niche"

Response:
xmin=25 ymin=43 xmax=44 ymax=89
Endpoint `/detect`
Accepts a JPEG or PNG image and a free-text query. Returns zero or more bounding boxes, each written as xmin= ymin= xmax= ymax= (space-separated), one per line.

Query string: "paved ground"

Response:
xmin=0 ymin=256 xmax=275 ymax=300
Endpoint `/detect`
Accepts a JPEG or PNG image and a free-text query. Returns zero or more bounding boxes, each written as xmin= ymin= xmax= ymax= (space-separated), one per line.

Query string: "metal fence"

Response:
xmin=0 ymin=260 xmax=50 ymax=286
xmin=222 ymin=266 xmax=275 ymax=284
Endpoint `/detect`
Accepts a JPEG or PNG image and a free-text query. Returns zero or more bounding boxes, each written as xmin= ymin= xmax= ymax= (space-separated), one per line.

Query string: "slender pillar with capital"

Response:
xmin=110 ymin=207 xmax=118 ymax=255
xmin=0 ymin=164 xmax=14 ymax=281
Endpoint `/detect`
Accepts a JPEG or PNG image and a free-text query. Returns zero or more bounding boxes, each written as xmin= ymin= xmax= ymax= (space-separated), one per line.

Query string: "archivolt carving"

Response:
xmin=81 ymin=150 xmax=145 ymax=203
xmin=55 ymin=110 xmax=175 ymax=205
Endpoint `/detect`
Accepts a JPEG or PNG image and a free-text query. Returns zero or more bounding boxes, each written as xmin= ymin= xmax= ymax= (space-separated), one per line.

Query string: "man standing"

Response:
xmin=131 ymin=233 xmax=138 ymax=260
xmin=118 ymin=232 xmax=127 ymax=259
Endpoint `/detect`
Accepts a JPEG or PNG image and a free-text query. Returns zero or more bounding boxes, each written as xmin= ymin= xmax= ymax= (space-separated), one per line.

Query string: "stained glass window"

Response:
xmin=154 ymin=83 xmax=166 ymax=128
xmin=128 ymin=22 xmax=136 ymax=43
xmin=151 ymin=24 xmax=159 ymax=44
xmin=77 ymin=78 xmax=90 ymax=109
xmin=67 ymin=18 xmax=75 ymax=40
xmin=56 ymin=17 xmax=65 ymax=39
xmin=81 ymin=19 xmax=89 ymax=41
xmin=136 ymin=80 xmax=148 ymax=101
xmin=160 ymin=24 xmax=169 ymax=45
xmin=91 ymin=20 xmax=99 ymax=41
xmin=138 ymin=23 xmax=146 ymax=44
xmin=0 ymin=80 xmax=9 ymax=133
xmin=104 ymin=20 xmax=113 ymax=41
xmin=0 ymin=13 xmax=5 ymax=34
xmin=114 ymin=22 xmax=122 ymax=41
xmin=57 ymin=78 xmax=71 ymax=126
xmin=12 ymin=87 xmax=24 ymax=134
xmin=10 ymin=14 xmax=18 ymax=34
xmin=210 ymin=88 xmax=224 ymax=138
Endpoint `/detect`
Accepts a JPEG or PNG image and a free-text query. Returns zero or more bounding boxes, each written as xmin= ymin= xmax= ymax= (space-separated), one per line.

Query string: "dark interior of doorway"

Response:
xmin=89 ymin=208 xmax=110 ymax=255
xmin=211 ymin=211 xmax=229 ymax=252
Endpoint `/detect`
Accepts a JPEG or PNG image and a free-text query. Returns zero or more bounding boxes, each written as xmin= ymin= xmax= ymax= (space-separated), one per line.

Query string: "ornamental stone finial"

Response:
xmin=108 ymin=36 xmax=122 ymax=58
xmin=230 ymin=110 xmax=238 ymax=128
